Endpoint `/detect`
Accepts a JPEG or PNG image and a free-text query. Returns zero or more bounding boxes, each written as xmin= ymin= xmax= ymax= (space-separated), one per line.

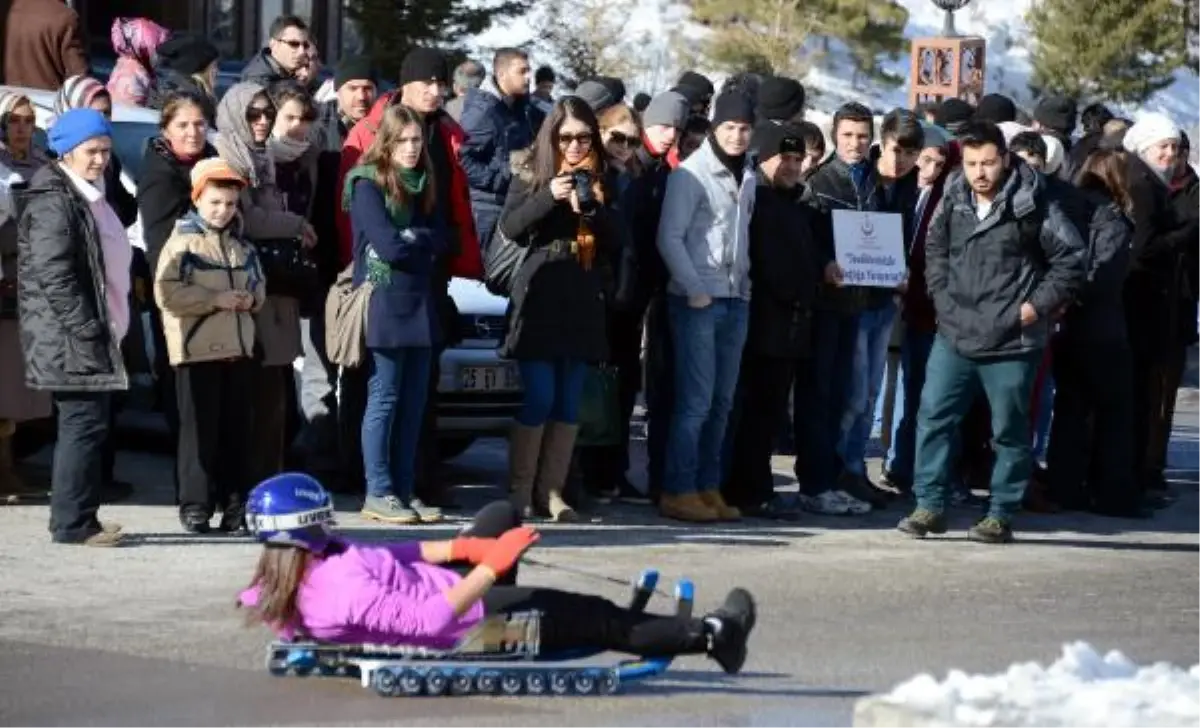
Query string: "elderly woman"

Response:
xmin=17 ymin=109 xmax=132 ymax=547
xmin=215 ymin=82 xmax=318 ymax=486
xmin=0 ymin=91 xmax=52 ymax=503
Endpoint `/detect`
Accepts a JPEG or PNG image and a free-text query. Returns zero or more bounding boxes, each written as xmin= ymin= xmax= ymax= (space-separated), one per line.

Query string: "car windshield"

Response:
xmin=31 ymin=120 xmax=160 ymax=185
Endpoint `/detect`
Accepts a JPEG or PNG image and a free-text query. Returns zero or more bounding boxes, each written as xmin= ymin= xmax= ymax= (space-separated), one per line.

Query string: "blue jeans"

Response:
xmin=664 ymin=296 xmax=748 ymax=495
xmin=799 ymin=309 xmax=859 ymax=493
xmin=516 ymin=358 xmax=587 ymax=426
xmin=362 ymin=347 xmax=434 ymax=499
xmin=913 ymin=335 xmax=1040 ymax=519
xmin=839 ymin=302 xmax=897 ymax=476
xmin=887 ymin=329 xmax=936 ymax=481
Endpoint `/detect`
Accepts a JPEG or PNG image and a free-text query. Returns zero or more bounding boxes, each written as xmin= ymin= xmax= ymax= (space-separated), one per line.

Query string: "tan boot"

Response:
xmin=659 ymin=492 xmax=720 ymax=523
xmin=698 ymin=490 xmax=742 ymax=521
xmin=508 ymin=424 xmax=544 ymax=517
xmin=536 ymin=421 xmax=580 ymax=522
xmin=0 ymin=429 xmax=48 ymax=506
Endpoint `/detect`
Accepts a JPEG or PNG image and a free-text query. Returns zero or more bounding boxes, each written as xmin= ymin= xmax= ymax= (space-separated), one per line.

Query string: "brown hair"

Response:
xmin=527 ymin=96 xmax=607 ymax=192
xmin=241 ymin=546 xmax=316 ymax=630
xmin=270 ymin=83 xmax=317 ymax=122
xmin=359 ymin=104 xmax=436 ymax=215
xmin=159 ymin=92 xmax=209 ymax=131
xmin=598 ymin=103 xmax=642 ymax=175
xmin=1076 ymin=148 xmax=1133 ymax=215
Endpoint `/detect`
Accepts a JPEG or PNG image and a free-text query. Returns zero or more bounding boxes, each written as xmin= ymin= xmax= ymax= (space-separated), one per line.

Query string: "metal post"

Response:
xmin=942 ymin=9 xmax=956 ymax=36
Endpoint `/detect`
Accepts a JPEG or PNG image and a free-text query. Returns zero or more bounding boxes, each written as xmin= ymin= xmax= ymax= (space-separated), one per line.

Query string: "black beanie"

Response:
xmin=632 ymin=92 xmax=651 ymax=113
xmin=974 ymin=93 xmax=1017 ymax=124
xmin=711 ymin=89 xmax=756 ymax=127
xmin=400 ymin=47 xmax=448 ymax=86
xmin=596 ymin=76 xmax=626 ymax=105
xmin=335 ymin=55 xmax=376 ymax=89
xmin=753 ymin=121 xmax=804 ymax=161
xmin=156 ymin=34 xmax=220 ymax=76
xmin=675 ymin=70 xmax=715 ymax=97
xmin=936 ymin=98 xmax=976 ymax=132
xmin=756 ymin=76 xmax=805 ymax=121
xmin=1034 ymin=95 xmax=1078 ymax=134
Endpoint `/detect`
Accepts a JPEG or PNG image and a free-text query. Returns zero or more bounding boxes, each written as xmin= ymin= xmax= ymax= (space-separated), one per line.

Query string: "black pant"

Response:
xmin=176 ymin=360 xmax=255 ymax=514
xmin=644 ymin=295 xmax=674 ymax=497
xmin=581 ymin=307 xmax=645 ymax=492
xmin=724 ymin=353 xmax=798 ymax=508
xmin=50 ymin=392 xmax=111 ymax=542
xmin=249 ymin=364 xmax=290 ymax=485
xmin=414 ymin=345 xmax=449 ymax=504
xmin=338 ymin=364 xmax=368 ymax=492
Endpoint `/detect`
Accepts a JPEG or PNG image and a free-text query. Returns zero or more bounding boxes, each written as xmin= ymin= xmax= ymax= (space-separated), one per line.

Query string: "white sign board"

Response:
xmin=832 ymin=210 xmax=906 ymax=288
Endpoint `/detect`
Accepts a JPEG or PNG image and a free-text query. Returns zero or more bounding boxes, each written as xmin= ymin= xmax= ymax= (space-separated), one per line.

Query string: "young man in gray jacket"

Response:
xmin=655 ymin=90 xmax=757 ymax=523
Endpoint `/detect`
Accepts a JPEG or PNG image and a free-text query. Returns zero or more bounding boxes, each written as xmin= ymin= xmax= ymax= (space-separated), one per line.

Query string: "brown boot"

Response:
xmin=536 ymin=421 xmax=580 ymax=522
xmin=698 ymin=489 xmax=742 ymax=521
xmin=0 ymin=430 xmax=49 ymax=505
xmin=660 ymin=493 xmax=720 ymax=523
xmin=508 ymin=424 xmax=544 ymax=518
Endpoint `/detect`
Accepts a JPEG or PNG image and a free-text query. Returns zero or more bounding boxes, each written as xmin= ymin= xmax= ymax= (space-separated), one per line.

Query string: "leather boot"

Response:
xmin=508 ymin=424 xmax=544 ymax=518
xmin=536 ymin=421 xmax=580 ymax=522
xmin=0 ymin=426 xmax=48 ymax=505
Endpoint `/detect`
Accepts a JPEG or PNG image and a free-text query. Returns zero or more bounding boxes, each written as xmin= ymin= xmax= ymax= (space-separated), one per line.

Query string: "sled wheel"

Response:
xmin=450 ymin=672 xmax=474 ymax=696
xmin=550 ymin=671 xmax=572 ymax=695
xmin=399 ymin=668 xmax=424 ymax=696
xmin=476 ymin=671 xmax=499 ymax=694
xmin=373 ymin=669 xmax=398 ymax=697
xmin=424 ymin=669 xmax=448 ymax=696
xmin=525 ymin=671 xmax=547 ymax=695
xmin=500 ymin=672 xmax=524 ymax=695
xmin=572 ymin=672 xmax=596 ymax=695
xmin=597 ymin=672 xmax=618 ymax=695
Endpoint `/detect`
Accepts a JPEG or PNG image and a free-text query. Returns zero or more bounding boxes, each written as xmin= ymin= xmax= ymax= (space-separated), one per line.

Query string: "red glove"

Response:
xmin=449 ymin=537 xmax=495 ymax=565
xmin=482 ymin=527 xmax=540 ymax=576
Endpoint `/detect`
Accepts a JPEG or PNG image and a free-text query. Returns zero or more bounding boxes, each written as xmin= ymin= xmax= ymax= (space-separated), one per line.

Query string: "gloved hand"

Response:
xmin=449 ymin=537 xmax=496 ymax=565
xmin=481 ymin=527 xmax=540 ymax=577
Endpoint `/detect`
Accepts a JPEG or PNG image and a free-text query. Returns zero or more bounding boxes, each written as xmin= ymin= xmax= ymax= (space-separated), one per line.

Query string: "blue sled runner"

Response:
xmin=266 ymin=569 xmax=693 ymax=697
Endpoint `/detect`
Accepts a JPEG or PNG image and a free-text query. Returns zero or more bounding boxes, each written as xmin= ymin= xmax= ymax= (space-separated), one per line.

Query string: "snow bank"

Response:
xmin=853 ymin=642 xmax=1200 ymax=728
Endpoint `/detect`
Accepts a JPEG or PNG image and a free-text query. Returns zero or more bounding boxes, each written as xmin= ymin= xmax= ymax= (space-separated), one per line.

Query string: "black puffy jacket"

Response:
xmin=925 ymin=161 xmax=1086 ymax=358
xmin=16 ymin=164 xmax=129 ymax=392
xmin=1062 ymin=190 xmax=1132 ymax=344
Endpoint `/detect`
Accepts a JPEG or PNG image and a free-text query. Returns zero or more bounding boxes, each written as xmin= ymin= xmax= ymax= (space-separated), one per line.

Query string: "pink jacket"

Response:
xmin=238 ymin=540 xmax=486 ymax=649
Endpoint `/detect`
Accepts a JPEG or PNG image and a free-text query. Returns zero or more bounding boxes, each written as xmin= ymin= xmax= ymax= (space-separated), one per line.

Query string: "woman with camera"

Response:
xmin=498 ymin=97 xmax=622 ymax=522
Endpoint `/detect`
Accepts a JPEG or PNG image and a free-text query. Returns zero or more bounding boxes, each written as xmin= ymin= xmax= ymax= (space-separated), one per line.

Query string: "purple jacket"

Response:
xmin=238 ymin=540 xmax=485 ymax=649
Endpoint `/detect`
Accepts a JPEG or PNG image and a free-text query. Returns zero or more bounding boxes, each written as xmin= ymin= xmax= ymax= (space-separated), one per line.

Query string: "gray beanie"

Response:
xmin=574 ymin=80 xmax=616 ymax=114
xmin=641 ymin=91 xmax=689 ymax=130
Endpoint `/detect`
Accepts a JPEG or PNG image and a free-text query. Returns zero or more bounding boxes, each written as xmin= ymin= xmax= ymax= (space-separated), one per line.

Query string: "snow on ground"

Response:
xmin=464 ymin=0 xmax=1199 ymax=133
xmin=858 ymin=641 xmax=1200 ymax=727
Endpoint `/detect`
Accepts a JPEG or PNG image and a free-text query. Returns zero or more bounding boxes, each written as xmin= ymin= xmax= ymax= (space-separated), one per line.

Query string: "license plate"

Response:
xmin=460 ymin=365 xmax=519 ymax=392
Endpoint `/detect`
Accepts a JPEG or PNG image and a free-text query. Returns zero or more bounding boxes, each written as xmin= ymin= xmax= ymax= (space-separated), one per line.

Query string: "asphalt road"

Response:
xmin=1 ymin=402 xmax=1196 ymax=726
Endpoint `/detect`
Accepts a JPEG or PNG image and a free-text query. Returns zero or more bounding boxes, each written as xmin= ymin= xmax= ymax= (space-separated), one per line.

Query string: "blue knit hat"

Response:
xmin=49 ymin=108 xmax=112 ymax=156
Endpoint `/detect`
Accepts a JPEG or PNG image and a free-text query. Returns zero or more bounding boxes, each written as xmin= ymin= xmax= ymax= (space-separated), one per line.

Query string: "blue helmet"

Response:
xmin=245 ymin=473 xmax=336 ymax=551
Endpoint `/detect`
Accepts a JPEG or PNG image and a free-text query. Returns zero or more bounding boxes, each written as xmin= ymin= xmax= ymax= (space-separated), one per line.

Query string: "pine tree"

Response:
xmin=687 ymin=0 xmax=818 ymax=77
xmin=813 ymin=0 xmax=909 ymax=89
xmin=344 ymin=0 xmax=529 ymax=82
xmin=531 ymin=0 xmax=651 ymax=86
xmin=1027 ymin=0 xmax=1191 ymax=104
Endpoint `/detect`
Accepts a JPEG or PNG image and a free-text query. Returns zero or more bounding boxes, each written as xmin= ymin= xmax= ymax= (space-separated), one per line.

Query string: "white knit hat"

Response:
xmin=1041 ymin=134 xmax=1065 ymax=175
xmin=1122 ymin=113 xmax=1181 ymax=155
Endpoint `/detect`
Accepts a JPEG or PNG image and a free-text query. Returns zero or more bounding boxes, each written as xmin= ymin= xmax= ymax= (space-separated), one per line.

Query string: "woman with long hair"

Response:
xmin=344 ymin=104 xmax=445 ymax=526
xmin=238 ymin=472 xmax=756 ymax=673
xmin=1045 ymin=148 xmax=1138 ymax=516
xmin=498 ymin=97 xmax=622 ymax=522
xmin=215 ymin=82 xmax=318 ymax=501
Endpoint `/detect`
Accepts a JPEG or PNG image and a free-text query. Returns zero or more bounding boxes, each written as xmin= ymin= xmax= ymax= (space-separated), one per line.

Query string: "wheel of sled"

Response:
xmin=597 ymin=672 xmax=618 ymax=695
xmin=476 ymin=671 xmax=500 ymax=694
xmin=424 ymin=669 xmax=449 ymax=696
xmin=550 ymin=671 xmax=572 ymax=695
xmin=500 ymin=672 xmax=524 ymax=695
xmin=373 ymin=669 xmax=398 ymax=697
xmin=451 ymin=671 xmax=472 ymax=695
xmin=572 ymin=672 xmax=596 ymax=695
xmin=399 ymin=668 xmax=424 ymax=696
xmin=525 ymin=671 xmax=547 ymax=695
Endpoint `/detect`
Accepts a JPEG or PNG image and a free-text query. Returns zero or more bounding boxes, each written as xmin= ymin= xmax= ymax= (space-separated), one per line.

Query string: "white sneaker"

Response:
xmin=798 ymin=491 xmax=851 ymax=516
xmin=830 ymin=490 xmax=873 ymax=515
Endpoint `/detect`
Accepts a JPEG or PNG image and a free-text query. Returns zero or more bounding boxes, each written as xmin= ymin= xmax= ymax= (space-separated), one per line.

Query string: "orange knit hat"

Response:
xmin=190 ymin=158 xmax=247 ymax=202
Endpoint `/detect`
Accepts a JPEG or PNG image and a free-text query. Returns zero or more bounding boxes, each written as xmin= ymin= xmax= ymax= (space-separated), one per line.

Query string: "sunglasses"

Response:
xmin=558 ymin=132 xmax=592 ymax=147
xmin=274 ymin=37 xmax=311 ymax=50
xmin=608 ymin=131 xmax=640 ymax=148
xmin=246 ymin=106 xmax=276 ymax=123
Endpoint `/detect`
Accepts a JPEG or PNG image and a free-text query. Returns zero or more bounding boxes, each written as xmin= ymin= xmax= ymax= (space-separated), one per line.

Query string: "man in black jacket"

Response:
xmin=241 ymin=14 xmax=311 ymax=92
xmin=897 ymin=121 xmax=1085 ymax=544
xmin=722 ymin=121 xmax=827 ymax=518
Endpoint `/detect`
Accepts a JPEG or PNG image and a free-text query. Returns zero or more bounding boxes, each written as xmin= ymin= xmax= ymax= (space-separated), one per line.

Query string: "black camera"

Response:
xmin=571 ymin=170 xmax=595 ymax=206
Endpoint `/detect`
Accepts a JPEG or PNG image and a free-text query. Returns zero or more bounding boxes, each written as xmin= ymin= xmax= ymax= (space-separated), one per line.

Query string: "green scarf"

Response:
xmin=341 ymin=163 xmax=428 ymax=228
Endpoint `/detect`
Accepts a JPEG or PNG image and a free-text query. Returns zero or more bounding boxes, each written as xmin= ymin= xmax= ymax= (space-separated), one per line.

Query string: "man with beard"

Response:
xmin=336 ymin=48 xmax=484 ymax=513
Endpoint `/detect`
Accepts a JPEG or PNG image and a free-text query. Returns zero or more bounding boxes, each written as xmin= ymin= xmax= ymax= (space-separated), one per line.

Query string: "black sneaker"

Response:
xmin=616 ymin=476 xmax=652 ymax=504
xmin=744 ymin=495 xmax=801 ymax=521
xmin=218 ymin=504 xmax=247 ymax=534
xmin=838 ymin=471 xmax=889 ymax=509
xmin=704 ymin=588 xmax=757 ymax=675
xmin=179 ymin=505 xmax=212 ymax=534
xmin=896 ymin=508 xmax=947 ymax=538
xmin=968 ymin=517 xmax=1014 ymax=544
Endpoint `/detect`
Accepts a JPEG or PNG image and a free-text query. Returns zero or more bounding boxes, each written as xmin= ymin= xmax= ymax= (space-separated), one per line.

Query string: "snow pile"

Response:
xmin=861 ymin=642 xmax=1200 ymax=727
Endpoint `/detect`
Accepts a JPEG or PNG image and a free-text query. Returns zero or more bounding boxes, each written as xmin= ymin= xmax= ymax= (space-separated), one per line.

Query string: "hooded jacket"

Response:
xmin=925 ymin=161 xmax=1086 ymax=358
xmin=237 ymin=539 xmax=485 ymax=649
xmin=458 ymin=78 xmax=545 ymax=207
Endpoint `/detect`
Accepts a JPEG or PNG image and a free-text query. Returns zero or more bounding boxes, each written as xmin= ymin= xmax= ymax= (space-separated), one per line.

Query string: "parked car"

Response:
xmin=7 ymin=85 xmax=521 ymax=461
